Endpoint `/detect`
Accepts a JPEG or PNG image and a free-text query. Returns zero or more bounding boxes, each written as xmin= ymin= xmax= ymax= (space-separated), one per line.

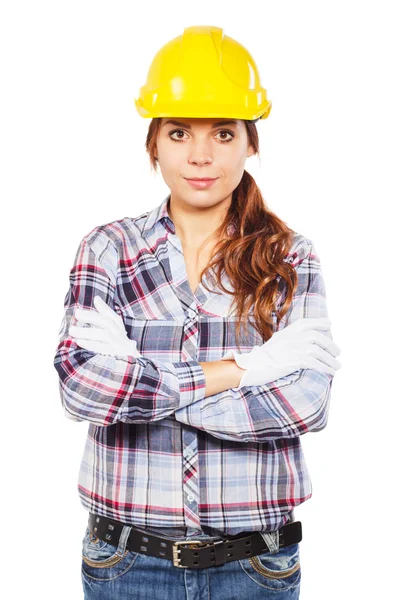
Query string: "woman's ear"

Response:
xmin=247 ymin=144 xmax=255 ymax=158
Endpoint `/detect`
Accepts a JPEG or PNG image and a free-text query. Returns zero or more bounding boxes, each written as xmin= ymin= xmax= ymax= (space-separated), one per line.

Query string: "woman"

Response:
xmin=54 ymin=25 xmax=341 ymax=600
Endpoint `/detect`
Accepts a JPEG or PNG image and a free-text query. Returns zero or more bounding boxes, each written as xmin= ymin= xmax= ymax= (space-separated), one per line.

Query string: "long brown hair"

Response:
xmin=145 ymin=118 xmax=298 ymax=350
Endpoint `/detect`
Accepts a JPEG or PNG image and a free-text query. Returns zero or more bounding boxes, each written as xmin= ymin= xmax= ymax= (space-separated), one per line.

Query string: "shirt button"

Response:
xmin=188 ymin=309 xmax=196 ymax=318
xmin=187 ymin=494 xmax=195 ymax=502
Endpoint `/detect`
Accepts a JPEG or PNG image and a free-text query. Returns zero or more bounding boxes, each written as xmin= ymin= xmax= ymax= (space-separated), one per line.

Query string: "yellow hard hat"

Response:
xmin=134 ymin=25 xmax=272 ymax=121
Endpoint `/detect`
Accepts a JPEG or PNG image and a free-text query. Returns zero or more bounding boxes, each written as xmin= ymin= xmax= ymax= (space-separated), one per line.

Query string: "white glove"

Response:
xmin=69 ymin=295 xmax=142 ymax=359
xmin=221 ymin=317 xmax=341 ymax=388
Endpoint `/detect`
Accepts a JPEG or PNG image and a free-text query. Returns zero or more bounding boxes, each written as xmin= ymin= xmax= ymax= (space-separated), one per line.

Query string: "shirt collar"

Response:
xmin=141 ymin=193 xmax=236 ymax=237
xmin=141 ymin=194 xmax=176 ymax=236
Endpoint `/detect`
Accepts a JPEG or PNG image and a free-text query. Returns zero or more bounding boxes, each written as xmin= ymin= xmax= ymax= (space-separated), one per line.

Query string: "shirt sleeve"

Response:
xmin=53 ymin=229 xmax=206 ymax=427
xmin=174 ymin=237 xmax=336 ymax=442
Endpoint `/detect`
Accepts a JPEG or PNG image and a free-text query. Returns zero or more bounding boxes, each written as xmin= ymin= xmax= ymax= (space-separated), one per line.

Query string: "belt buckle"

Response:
xmin=172 ymin=539 xmax=208 ymax=568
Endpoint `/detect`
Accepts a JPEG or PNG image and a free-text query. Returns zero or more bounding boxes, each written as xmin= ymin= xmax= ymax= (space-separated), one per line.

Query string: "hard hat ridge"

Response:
xmin=134 ymin=25 xmax=272 ymax=121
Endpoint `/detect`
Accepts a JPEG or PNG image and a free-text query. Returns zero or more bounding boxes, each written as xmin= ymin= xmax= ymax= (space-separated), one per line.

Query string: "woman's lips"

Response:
xmin=185 ymin=178 xmax=218 ymax=189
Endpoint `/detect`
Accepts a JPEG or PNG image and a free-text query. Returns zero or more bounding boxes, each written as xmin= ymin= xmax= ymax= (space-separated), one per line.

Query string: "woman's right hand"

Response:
xmin=221 ymin=317 xmax=342 ymax=389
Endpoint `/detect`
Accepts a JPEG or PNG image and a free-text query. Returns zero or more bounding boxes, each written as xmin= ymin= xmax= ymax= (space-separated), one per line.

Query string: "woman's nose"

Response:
xmin=188 ymin=156 xmax=213 ymax=166
xmin=188 ymin=148 xmax=213 ymax=165
xmin=186 ymin=136 xmax=215 ymax=165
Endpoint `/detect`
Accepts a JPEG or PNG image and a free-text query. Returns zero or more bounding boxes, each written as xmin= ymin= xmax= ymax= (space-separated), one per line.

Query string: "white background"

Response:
xmin=1 ymin=1 xmax=399 ymax=598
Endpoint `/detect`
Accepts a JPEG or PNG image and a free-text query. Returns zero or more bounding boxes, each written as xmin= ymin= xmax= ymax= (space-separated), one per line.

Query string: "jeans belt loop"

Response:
xmin=259 ymin=529 xmax=280 ymax=554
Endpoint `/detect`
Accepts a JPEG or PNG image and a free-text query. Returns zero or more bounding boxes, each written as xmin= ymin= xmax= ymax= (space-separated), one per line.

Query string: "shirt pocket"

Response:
xmin=198 ymin=315 xmax=266 ymax=362
xmin=124 ymin=315 xmax=183 ymax=359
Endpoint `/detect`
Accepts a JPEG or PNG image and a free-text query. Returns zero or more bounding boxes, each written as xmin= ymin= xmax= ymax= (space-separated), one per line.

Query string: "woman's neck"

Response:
xmin=167 ymin=194 xmax=232 ymax=248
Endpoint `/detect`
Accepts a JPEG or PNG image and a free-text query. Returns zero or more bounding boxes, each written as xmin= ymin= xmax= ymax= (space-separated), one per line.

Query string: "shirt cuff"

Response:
xmin=174 ymin=360 xmax=206 ymax=409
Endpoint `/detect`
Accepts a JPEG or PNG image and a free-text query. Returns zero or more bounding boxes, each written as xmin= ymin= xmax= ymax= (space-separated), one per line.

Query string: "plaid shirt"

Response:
xmin=53 ymin=193 xmax=335 ymax=536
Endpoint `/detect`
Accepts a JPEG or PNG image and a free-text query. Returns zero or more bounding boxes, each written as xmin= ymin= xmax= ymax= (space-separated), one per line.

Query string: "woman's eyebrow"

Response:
xmin=162 ymin=119 xmax=239 ymax=129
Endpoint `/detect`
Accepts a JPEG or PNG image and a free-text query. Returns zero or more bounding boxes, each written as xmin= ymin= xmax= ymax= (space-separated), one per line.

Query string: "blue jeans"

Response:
xmin=81 ymin=524 xmax=301 ymax=599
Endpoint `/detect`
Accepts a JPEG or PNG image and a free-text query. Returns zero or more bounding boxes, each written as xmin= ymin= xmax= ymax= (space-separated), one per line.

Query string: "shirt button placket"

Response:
xmin=182 ymin=429 xmax=201 ymax=528
xmin=181 ymin=305 xmax=201 ymax=529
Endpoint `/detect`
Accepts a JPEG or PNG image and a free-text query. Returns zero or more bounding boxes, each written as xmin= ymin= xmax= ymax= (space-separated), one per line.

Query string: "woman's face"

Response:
xmin=155 ymin=117 xmax=255 ymax=209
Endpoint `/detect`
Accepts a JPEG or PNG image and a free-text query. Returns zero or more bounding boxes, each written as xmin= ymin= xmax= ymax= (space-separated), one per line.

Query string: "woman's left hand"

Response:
xmin=69 ymin=295 xmax=142 ymax=359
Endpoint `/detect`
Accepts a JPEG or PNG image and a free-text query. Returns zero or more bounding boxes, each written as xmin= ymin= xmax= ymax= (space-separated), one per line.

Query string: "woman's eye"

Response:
xmin=169 ymin=129 xmax=188 ymax=142
xmin=217 ymin=130 xmax=234 ymax=142
xmin=168 ymin=129 xmax=234 ymax=143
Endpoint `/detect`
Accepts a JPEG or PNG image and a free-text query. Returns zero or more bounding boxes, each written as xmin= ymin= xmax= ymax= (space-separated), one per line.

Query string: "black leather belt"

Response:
xmin=88 ymin=512 xmax=302 ymax=569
